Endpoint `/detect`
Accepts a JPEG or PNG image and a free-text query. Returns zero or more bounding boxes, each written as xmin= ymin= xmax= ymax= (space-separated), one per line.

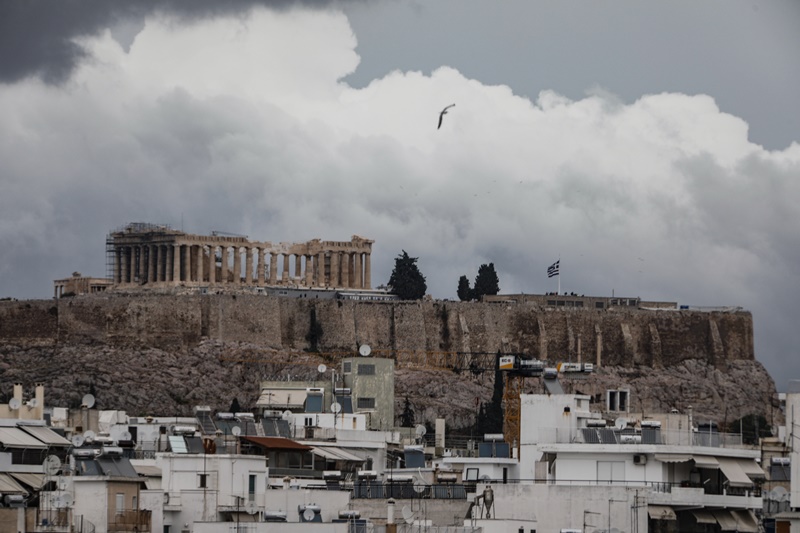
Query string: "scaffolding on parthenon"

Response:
xmin=105 ymin=222 xmax=175 ymax=281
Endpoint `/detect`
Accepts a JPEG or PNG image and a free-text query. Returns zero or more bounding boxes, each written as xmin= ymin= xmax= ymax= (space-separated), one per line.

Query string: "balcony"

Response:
xmin=108 ymin=510 xmax=152 ymax=532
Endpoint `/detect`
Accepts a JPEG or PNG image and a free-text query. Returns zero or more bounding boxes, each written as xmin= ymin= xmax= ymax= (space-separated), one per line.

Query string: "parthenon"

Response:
xmin=107 ymin=223 xmax=373 ymax=290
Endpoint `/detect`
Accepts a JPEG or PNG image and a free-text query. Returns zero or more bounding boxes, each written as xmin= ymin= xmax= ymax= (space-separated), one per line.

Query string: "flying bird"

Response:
xmin=437 ymin=104 xmax=455 ymax=129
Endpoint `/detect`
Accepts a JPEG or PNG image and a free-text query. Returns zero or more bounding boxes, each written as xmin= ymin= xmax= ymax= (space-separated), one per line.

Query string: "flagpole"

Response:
xmin=558 ymin=256 xmax=561 ymax=295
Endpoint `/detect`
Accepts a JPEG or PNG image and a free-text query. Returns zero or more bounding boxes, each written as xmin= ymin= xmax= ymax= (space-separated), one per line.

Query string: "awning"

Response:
xmin=718 ymin=458 xmax=753 ymax=487
xmin=714 ymin=510 xmax=741 ymax=531
xmin=654 ymin=453 xmax=692 ymax=463
xmin=692 ymin=511 xmax=718 ymax=524
xmin=18 ymin=425 xmax=72 ymax=446
xmin=132 ymin=464 xmax=162 ymax=477
xmin=312 ymin=446 xmax=365 ymax=462
xmin=738 ymin=459 xmax=766 ymax=479
xmin=647 ymin=505 xmax=677 ymax=521
xmin=10 ymin=473 xmax=45 ymax=489
xmin=0 ymin=427 xmax=47 ymax=448
xmin=0 ymin=473 xmax=28 ymax=495
xmin=693 ymin=455 xmax=720 ymax=469
xmin=731 ymin=510 xmax=759 ymax=533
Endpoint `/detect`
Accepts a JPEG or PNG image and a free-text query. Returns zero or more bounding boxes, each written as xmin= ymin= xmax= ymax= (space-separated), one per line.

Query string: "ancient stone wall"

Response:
xmin=0 ymin=295 xmax=754 ymax=365
xmin=0 ymin=295 xmax=770 ymax=429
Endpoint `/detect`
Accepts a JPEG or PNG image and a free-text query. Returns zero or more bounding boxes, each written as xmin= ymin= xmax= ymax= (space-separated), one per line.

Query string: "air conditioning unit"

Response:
xmin=633 ymin=454 xmax=647 ymax=465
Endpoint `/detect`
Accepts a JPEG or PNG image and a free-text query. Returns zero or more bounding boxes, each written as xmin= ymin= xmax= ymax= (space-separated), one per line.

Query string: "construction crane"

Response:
xmin=219 ymin=347 xmax=592 ymax=459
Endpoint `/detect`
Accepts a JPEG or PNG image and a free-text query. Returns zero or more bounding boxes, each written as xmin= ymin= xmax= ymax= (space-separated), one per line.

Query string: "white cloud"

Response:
xmin=0 ymin=6 xmax=798 ymax=388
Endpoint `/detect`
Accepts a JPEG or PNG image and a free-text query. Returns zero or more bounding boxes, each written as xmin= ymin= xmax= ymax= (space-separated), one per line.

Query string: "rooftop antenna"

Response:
xmin=8 ymin=398 xmax=20 ymax=410
xmin=359 ymin=344 xmax=371 ymax=357
xmin=71 ymin=435 xmax=85 ymax=447
xmin=317 ymin=364 xmax=327 ymax=374
xmin=44 ymin=455 xmax=62 ymax=476
xmin=614 ymin=417 xmax=629 ymax=430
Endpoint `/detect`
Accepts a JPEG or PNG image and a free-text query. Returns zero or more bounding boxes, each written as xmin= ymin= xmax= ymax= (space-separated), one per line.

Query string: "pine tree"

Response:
xmin=473 ymin=263 xmax=500 ymax=299
xmin=399 ymin=396 xmax=415 ymax=427
xmin=388 ymin=250 xmax=427 ymax=300
xmin=457 ymin=275 xmax=472 ymax=301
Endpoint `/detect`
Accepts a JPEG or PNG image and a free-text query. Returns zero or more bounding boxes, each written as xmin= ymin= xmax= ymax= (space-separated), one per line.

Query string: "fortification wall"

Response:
xmin=0 ymin=295 xmax=753 ymax=367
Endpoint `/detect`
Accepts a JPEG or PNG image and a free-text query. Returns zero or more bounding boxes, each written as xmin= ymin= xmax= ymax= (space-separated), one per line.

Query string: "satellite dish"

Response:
xmin=331 ymin=402 xmax=342 ymax=414
xmin=82 ymin=394 xmax=95 ymax=408
xmin=359 ymin=344 xmax=371 ymax=356
xmin=245 ymin=501 xmax=258 ymax=515
xmin=282 ymin=410 xmax=292 ymax=420
xmin=317 ymin=364 xmax=327 ymax=373
xmin=27 ymin=398 xmax=38 ymax=408
xmin=402 ymin=505 xmax=414 ymax=524
xmin=61 ymin=493 xmax=74 ymax=508
xmin=303 ymin=508 xmax=315 ymax=522
xmin=614 ymin=417 xmax=629 ymax=430
xmin=119 ymin=431 xmax=132 ymax=441
xmin=415 ymin=424 xmax=427 ymax=437
xmin=8 ymin=398 xmax=21 ymax=410
xmin=479 ymin=474 xmax=491 ymax=481
xmin=71 ymin=435 xmax=85 ymax=447
xmin=413 ymin=481 xmax=427 ymax=494
xmin=773 ymin=486 xmax=788 ymax=502
xmin=44 ymin=455 xmax=62 ymax=476
xmin=231 ymin=426 xmax=242 ymax=436
xmin=84 ymin=430 xmax=96 ymax=442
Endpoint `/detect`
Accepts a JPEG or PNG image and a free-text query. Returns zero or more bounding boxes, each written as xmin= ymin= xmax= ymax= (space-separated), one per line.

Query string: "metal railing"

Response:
xmin=352 ymin=482 xmax=468 ymax=500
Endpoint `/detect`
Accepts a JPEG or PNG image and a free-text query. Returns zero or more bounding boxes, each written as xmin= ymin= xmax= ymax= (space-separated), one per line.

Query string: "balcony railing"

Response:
xmin=352 ymin=482 xmax=468 ymax=500
xmin=527 ymin=426 xmax=745 ymax=448
xmin=108 ymin=510 xmax=151 ymax=532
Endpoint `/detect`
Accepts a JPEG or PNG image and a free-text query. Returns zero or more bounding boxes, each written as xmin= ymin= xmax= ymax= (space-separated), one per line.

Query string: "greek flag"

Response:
xmin=547 ymin=260 xmax=560 ymax=278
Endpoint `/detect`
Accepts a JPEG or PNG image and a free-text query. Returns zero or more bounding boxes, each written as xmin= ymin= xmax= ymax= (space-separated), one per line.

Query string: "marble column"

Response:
xmin=173 ymin=244 xmax=181 ymax=283
xmin=258 ymin=249 xmax=266 ymax=285
xmin=304 ymin=255 xmax=313 ymax=286
xmin=220 ymin=246 xmax=229 ymax=284
xmin=232 ymin=247 xmax=241 ymax=285
xmin=194 ymin=244 xmax=205 ymax=283
xmin=148 ymin=245 xmax=156 ymax=283
xmin=355 ymin=252 xmax=363 ymax=289
xmin=183 ymin=245 xmax=191 ymax=282
xmin=364 ymin=253 xmax=371 ymax=289
xmin=341 ymin=252 xmax=350 ymax=288
xmin=114 ymin=248 xmax=122 ymax=284
xmin=330 ymin=252 xmax=339 ymax=288
xmin=269 ymin=252 xmax=278 ymax=284
xmin=155 ymin=245 xmax=163 ymax=282
xmin=120 ymin=246 xmax=128 ymax=283
xmin=208 ymin=246 xmax=216 ymax=284
xmin=317 ymin=252 xmax=326 ymax=286
xmin=245 ymin=247 xmax=253 ymax=284
xmin=282 ymin=254 xmax=289 ymax=282
xmin=138 ymin=246 xmax=146 ymax=284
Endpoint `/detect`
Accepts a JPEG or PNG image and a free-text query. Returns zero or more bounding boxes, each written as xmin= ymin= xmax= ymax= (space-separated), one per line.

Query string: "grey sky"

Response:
xmin=0 ymin=1 xmax=798 ymax=392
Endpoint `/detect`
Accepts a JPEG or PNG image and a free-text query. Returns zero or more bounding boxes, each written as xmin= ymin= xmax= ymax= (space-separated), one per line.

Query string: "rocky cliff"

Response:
xmin=0 ymin=294 xmax=779 ymax=431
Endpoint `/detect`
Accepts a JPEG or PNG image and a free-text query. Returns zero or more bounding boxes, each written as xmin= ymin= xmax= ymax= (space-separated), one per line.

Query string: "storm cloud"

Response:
xmin=0 ymin=6 xmax=798 ymax=389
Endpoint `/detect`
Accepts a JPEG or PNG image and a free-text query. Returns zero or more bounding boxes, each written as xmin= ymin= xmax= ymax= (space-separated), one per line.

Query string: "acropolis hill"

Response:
xmin=0 ymin=293 xmax=779 ymax=431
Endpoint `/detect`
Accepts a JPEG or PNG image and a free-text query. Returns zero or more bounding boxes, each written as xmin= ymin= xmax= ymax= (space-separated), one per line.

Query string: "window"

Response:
xmin=607 ymin=389 xmax=629 ymax=412
xmin=115 ymin=493 xmax=125 ymax=514
xmin=357 ymin=397 xmax=375 ymax=409
xmin=358 ymin=364 xmax=375 ymax=375
xmin=597 ymin=461 xmax=625 ymax=484
xmin=305 ymin=417 xmax=314 ymax=427
xmin=595 ymin=302 xmax=605 ymax=309
xmin=465 ymin=468 xmax=479 ymax=481
xmin=248 ymin=474 xmax=256 ymax=501
xmin=199 ymin=474 xmax=208 ymax=488
xmin=343 ymin=361 xmax=352 ymax=374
